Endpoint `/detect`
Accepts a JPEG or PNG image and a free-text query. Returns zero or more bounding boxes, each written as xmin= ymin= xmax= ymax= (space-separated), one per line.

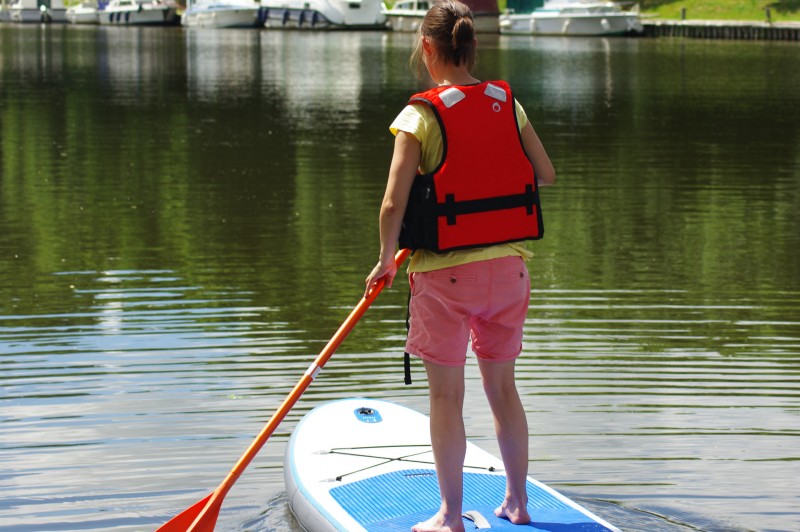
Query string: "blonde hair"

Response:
xmin=409 ymin=0 xmax=476 ymax=78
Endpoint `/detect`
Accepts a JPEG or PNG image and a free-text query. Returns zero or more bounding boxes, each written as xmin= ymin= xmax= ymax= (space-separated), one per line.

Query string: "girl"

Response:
xmin=365 ymin=1 xmax=555 ymax=531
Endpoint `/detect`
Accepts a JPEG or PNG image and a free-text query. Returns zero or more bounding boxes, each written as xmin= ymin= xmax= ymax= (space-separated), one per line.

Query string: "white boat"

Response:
xmin=66 ymin=1 xmax=99 ymax=23
xmin=381 ymin=0 xmax=430 ymax=32
xmin=8 ymin=0 xmax=45 ymax=22
xmin=500 ymin=0 xmax=643 ymax=36
xmin=381 ymin=0 xmax=427 ymax=32
xmin=261 ymin=0 xmax=386 ymax=29
xmin=181 ymin=0 xmax=259 ymax=27
xmin=9 ymin=0 xmax=67 ymax=22
xmin=383 ymin=0 xmax=498 ymax=33
xmin=98 ymin=0 xmax=178 ymax=25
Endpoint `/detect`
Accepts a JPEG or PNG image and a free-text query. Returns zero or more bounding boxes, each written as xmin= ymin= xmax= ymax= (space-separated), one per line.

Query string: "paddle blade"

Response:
xmin=157 ymin=493 xmax=219 ymax=532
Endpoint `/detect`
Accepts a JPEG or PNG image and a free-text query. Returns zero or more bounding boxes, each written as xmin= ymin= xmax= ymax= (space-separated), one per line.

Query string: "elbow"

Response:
xmin=381 ymin=199 xmax=402 ymax=218
xmin=538 ymin=169 xmax=556 ymax=187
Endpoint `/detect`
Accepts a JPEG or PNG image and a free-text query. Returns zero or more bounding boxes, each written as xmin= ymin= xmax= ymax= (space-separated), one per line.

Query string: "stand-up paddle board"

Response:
xmin=284 ymin=398 xmax=620 ymax=531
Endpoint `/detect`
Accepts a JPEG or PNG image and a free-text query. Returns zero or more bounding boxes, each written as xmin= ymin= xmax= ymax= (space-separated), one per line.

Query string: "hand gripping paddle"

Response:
xmin=157 ymin=248 xmax=411 ymax=532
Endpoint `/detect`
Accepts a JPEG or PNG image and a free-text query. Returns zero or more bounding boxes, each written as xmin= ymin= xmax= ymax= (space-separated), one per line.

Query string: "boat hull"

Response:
xmin=500 ymin=11 xmax=642 ymax=35
xmin=9 ymin=6 xmax=67 ymax=22
xmin=181 ymin=6 xmax=259 ymax=27
xmin=67 ymin=13 xmax=98 ymax=23
xmin=66 ymin=7 xmax=99 ymax=23
xmin=98 ymin=6 xmax=178 ymax=25
xmin=385 ymin=10 xmax=498 ymax=33
xmin=261 ymin=0 xmax=385 ymax=29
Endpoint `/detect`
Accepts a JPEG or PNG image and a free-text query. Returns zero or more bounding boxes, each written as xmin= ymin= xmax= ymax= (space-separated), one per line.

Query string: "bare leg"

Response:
xmin=477 ymin=358 xmax=531 ymax=525
xmin=411 ymin=360 xmax=466 ymax=532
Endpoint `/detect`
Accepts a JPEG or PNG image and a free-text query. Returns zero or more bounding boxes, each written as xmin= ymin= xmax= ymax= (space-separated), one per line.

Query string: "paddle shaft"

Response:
xmin=182 ymin=248 xmax=411 ymax=531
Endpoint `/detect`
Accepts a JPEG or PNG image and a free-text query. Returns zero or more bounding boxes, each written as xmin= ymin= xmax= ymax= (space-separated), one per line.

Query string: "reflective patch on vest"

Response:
xmin=484 ymin=83 xmax=507 ymax=102
xmin=439 ymin=87 xmax=466 ymax=108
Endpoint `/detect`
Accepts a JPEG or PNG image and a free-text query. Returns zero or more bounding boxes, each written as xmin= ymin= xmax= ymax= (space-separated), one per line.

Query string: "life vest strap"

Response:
xmin=422 ymin=184 xmax=536 ymax=225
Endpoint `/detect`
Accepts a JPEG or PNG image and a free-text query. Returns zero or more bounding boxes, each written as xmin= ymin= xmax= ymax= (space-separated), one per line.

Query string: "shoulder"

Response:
xmin=390 ymin=103 xmax=438 ymax=138
xmin=484 ymin=80 xmax=528 ymax=130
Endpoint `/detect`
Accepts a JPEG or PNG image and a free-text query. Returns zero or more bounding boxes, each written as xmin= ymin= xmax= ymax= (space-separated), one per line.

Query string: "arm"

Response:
xmin=521 ymin=121 xmax=556 ymax=187
xmin=364 ymin=131 xmax=421 ymax=296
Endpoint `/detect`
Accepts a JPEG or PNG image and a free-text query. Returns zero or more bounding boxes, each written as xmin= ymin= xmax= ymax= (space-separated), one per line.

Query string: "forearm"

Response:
xmin=521 ymin=122 xmax=556 ymax=186
xmin=379 ymin=131 xmax=421 ymax=261
xmin=364 ymin=131 xmax=421 ymax=294
xmin=378 ymin=199 xmax=406 ymax=264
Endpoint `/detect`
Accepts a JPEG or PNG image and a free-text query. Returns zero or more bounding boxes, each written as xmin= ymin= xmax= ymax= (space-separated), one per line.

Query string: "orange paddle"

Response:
xmin=157 ymin=248 xmax=412 ymax=532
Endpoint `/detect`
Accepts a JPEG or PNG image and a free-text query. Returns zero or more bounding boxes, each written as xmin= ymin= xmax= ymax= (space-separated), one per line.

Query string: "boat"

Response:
xmin=181 ymin=0 xmax=260 ymax=27
xmin=8 ymin=0 xmax=67 ymax=22
xmin=98 ymin=0 xmax=179 ymax=25
xmin=381 ymin=0 xmax=428 ymax=32
xmin=499 ymin=0 xmax=643 ymax=36
xmin=261 ymin=0 xmax=386 ymax=29
xmin=285 ymin=397 xmax=621 ymax=531
xmin=66 ymin=1 xmax=99 ymax=23
xmin=8 ymin=0 xmax=46 ymax=22
xmin=383 ymin=0 xmax=499 ymax=33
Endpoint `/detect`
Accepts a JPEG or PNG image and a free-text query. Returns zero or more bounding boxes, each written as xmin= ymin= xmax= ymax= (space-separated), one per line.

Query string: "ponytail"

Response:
xmin=450 ymin=13 xmax=475 ymax=68
xmin=409 ymin=0 xmax=476 ymax=76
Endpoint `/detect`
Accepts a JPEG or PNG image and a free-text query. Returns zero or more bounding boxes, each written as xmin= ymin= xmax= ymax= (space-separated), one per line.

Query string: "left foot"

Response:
xmin=411 ymin=513 xmax=465 ymax=532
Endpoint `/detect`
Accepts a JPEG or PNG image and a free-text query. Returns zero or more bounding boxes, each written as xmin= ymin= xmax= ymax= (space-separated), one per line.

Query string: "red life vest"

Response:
xmin=398 ymin=80 xmax=543 ymax=253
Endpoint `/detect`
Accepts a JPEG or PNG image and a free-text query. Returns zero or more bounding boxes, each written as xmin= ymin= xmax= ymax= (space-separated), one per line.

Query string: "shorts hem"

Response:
xmin=405 ymin=345 xmax=466 ymax=367
xmin=472 ymin=345 xmax=522 ymax=363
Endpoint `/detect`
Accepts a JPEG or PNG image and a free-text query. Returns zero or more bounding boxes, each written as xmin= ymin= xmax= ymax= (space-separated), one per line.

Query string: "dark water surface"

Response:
xmin=1 ymin=24 xmax=799 ymax=532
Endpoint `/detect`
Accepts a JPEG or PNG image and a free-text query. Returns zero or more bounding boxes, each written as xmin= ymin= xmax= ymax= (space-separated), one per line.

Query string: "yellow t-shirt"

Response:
xmin=389 ymin=98 xmax=535 ymax=273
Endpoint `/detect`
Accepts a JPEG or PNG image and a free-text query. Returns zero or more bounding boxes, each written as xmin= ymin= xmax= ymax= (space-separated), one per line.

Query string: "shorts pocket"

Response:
xmin=409 ymin=272 xmax=422 ymax=296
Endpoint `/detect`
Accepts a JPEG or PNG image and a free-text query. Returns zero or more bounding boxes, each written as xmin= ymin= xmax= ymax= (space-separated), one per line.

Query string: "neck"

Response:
xmin=432 ymin=64 xmax=479 ymax=87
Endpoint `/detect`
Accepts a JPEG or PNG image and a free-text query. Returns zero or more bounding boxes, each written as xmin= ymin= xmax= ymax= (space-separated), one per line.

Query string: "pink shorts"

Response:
xmin=405 ymin=256 xmax=531 ymax=367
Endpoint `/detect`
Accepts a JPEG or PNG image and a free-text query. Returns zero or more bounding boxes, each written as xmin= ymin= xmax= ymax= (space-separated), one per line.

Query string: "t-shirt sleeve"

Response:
xmin=514 ymin=99 xmax=529 ymax=130
xmin=390 ymin=104 xmax=428 ymax=143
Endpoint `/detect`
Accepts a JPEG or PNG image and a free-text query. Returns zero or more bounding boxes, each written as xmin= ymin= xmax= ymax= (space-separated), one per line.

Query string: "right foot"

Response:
xmin=495 ymin=500 xmax=531 ymax=525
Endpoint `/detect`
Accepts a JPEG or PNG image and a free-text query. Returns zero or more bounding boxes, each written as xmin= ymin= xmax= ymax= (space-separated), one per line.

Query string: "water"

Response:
xmin=1 ymin=24 xmax=799 ymax=532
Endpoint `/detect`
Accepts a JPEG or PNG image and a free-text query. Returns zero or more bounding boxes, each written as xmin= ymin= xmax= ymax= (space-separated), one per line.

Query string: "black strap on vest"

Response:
xmin=404 ymin=287 xmax=412 ymax=385
xmin=439 ymin=184 xmax=536 ymax=226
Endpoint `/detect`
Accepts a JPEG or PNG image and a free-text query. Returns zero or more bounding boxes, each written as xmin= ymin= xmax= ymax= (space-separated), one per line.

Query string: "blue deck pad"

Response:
xmin=329 ymin=469 xmax=613 ymax=531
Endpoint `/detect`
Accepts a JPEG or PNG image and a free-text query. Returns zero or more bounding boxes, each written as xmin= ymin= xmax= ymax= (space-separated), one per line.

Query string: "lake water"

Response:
xmin=1 ymin=24 xmax=799 ymax=532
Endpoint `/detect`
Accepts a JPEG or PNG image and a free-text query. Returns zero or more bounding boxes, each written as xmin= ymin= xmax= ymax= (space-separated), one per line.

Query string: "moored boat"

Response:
xmin=383 ymin=0 xmax=499 ymax=33
xmin=181 ymin=0 xmax=260 ymax=27
xmin=382 ymin=0 xmax=428 ymax=32
xmin=66 ymin=1 xmax=99 ymax=23
xmin=261 ymin=0 xmax=386 ymax=29
xmin=9 ymin=0 xmax=67 ymax=22
xmin=499 ymin=0 xmax=643 ymax=36
xmin=98 ymin=0 xmax=179 ymax=25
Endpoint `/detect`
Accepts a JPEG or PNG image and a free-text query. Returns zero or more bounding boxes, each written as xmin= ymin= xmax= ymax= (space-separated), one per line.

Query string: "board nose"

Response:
xmin=354 ymin=405 xmax=383 ymax=423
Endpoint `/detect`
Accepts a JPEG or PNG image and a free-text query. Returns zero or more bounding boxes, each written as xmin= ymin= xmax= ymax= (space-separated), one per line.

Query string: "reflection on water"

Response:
xmin=186 ymin=29 xmax=261 ymax=102
xmin=1 ymin=25 xmax=799 ymax=532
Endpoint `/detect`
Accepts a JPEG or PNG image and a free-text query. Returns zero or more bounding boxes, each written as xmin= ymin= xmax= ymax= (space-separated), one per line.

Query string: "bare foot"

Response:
xmin=495 ymin=499 xmax=531 ymax=525
xmin=410 ymin=513 xmax=466 ymax=532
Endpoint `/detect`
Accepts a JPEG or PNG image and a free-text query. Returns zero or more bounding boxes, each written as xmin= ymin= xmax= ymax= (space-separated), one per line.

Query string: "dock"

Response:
xmin=642 ymin=19 xmax=800 ymax=41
